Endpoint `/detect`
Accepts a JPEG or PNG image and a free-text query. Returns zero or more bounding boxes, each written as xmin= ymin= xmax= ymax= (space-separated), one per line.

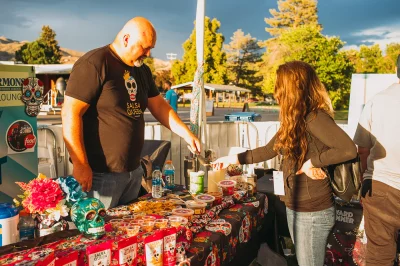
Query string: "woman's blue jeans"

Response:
xmin=286 ymin=206 xmax=336 ymax=266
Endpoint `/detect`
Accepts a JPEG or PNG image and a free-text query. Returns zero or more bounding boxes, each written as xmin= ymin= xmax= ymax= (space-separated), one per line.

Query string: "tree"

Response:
xmin=265 ymin=0 xmax=321 ymax=36
xmin=385 ymin=43 xmax=400 ymax=67
xmin=15 ymin=41 xmax=56 ymax=64
xmin=224 ymin=29 xmax=263 ymax=95
xmin=39 ymin=25 xmax=61 ymax=63
xmin=260 ymin=25 xmax=354 ymax=109
xmin=144 ymin=56 xmax=156 ymax=78
xmin=172 ymin=17 xmax=227 ymax=85
xmin=355 ymin=44 xmax=382 ymax=73
xmin=154 ymin=70 xmax=173 ymax=92
xmin=345 ymin=43 xmax=400 ymax=74
xmin=15 ymin=25 xmax=61 ymax=64
xmin=379 ymin=43 xmax=400 ymax=73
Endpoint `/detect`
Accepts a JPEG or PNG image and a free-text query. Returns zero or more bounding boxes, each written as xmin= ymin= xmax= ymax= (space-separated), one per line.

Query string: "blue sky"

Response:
xmin=1 ymin=0 xmax=399 ymax=60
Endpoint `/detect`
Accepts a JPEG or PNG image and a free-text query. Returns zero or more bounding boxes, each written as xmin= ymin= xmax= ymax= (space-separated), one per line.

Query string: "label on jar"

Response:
xmin=20 ymin=228 xmax=35 ymax=241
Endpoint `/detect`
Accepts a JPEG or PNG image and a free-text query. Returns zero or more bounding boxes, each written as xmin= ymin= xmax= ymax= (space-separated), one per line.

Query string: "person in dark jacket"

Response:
xmin=213 ymin=61 xmax=357 ymax=266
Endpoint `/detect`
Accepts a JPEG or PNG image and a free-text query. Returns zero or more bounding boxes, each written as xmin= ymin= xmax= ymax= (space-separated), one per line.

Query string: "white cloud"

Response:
xmin=342 ymin=44 xmax=360 ymax=51
xmin=349 ymin=23 xmax=400 ymax=52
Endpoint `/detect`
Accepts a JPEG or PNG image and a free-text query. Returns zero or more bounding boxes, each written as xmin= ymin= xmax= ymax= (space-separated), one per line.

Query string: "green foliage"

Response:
xmin=15 ymin=25 xmax=61 ymax=64
xmin=172 ymin=17 xmax=227 ymax=85
xmin=155 ymin=70 xmax=173 ymax=92
xmin=385 ymin=43 xmax=400 ymax=68
xmin=15 ymin=41 xmax=56 ymax=64
xmin=225 ymin=29 xmax=263 ymax=95
xmin=144 ymin=56 xmax=156 ymax=79
xmin=355 ymin=44 xmax=382 ymax=73
xmin=260 ymin=25 xmax=354 ymax=109
xmin=265 ymin=0 xmax=321 ymax=36
xmin=345 ymin=43 xmax=400 ymax=74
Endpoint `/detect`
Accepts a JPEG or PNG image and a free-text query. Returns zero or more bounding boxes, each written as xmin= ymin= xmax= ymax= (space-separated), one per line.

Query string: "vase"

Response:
xmin=33 ymin=214 xmax=69 ymax=237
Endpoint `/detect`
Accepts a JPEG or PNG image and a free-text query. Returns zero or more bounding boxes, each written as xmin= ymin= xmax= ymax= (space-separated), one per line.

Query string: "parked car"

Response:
xmin=246 ymin=97 xmax=259 ymax=103
xmin=264 ymin=96 xmax=277 ymax=105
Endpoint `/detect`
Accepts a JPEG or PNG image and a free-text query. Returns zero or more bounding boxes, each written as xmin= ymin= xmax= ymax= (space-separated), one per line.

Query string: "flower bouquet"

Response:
xmin=14 ymin=173 xmax=71 ymax=237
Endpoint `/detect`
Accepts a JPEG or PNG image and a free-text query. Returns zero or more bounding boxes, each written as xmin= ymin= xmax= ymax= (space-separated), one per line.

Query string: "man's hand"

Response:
xmin=361 ymin=179 xmax=372 ymax=198
xmin=296 ymin=159 xmax=327 ymax=180
xmin=184 ymin=133 xmax=201 ymax=154
xmin=73 ymin=163 xmax=93 ymax=192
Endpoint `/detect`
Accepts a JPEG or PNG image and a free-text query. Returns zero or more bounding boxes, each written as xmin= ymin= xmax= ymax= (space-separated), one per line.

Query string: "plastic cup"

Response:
xmin=168 ymin=216 xmax=188 ymax=228
xmin=109 ymin=219 xmax=123 ymax=231
xmin=122 ymin=215 xmax=136 ymax=223
xmin=124 ymin=225 xmax=140 ymax=237
xmin=172 ymin=208 xmax=194 ymax=220
xmin=141 ymin=221 xmax=155 ymax=232
xmin=218 ymin=180 xmax=237 ymax=196
xmin=154 ymin=219 xmax=169 ymax=229
xmin=185 ymin=200 xmax=207 ymax=215
xmin=194 ymin=194 xmax=216 ymax=209
xmin=142 ymin=215 xmax=156 ymax=221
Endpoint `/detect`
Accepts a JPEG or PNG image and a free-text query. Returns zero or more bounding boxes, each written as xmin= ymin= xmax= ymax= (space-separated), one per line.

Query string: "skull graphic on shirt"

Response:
xmin=123 ymin=70 xmax=138 ymax=101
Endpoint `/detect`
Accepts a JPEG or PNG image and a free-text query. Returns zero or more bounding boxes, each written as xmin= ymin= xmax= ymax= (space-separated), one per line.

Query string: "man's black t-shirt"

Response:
xmin=66 ymin=45 xmax=159 ymax=173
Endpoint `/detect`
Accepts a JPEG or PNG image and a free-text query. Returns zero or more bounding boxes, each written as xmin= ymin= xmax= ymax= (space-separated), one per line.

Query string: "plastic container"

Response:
xmin=142 ymin=215 xmax=157 ymax=221
xmin=224 ymin=112 xmax=261 ymax=122
xmin=189 ymin=171 xmax=205 ymax=195
xmin=141 ymin=221 xmax=155 ymax=233
xmin=0 ymin=203 xmax=19 ymax=246
xmin=208 ymin=192 xmax=223 ymax=206
xmin=109 ymin=219 xmax=123 ymax=231
xmin=171 ymin=208 xmax=194 ymax=220
xmin=18 ymin=210 xmax=35 ymax=241
xmin=185 ymin=200 xmax=207 ymax=215
xmin=218 ymin=180 xmax=237 ymax=196
xmin=122 ymin=215 xmax=136 ymax=223
xmin=124 ymin=225 xmax=140 ymax=237
xmin=194 ymin=194 xmax=216 ymax=209
xmin=152 ymin=167 xmax=163 ymax=199
xmin=168 ymin=216 xmax=188 ymax=228
xmin=163 ymin=160 xmax=175 ymax=189
xmin=154 ymin=219 xmax=169 ymax=229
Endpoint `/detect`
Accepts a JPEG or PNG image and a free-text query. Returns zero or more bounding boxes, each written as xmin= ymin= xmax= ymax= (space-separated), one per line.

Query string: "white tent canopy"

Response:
xmin=172 ymin=81 xmax=251 ymax=93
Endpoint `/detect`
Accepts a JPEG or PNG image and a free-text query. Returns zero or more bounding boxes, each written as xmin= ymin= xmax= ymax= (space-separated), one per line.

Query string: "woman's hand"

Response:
xmin=296 ymin=159 xmax=327 ymax=180
xmin=211 ymin=155 xmax=239 ymax=170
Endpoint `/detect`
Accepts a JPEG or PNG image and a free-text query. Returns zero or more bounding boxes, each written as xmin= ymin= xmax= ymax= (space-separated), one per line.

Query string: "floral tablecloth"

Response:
xmin=0 ymin=193 xmax=267 ymax=266
xmin=187 ymin=193 xmax=267 ymax=266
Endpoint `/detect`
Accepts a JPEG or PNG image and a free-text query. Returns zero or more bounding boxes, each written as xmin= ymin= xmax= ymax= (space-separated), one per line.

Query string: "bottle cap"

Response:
xmin=165 ymin=160 xmax=172 ymax=164
xmin=19 ymin=210 xmax=29 ymax=217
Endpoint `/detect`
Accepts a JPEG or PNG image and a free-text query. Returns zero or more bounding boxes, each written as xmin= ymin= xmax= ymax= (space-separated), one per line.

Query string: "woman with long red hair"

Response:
xmin=213 ymin=61 xmax=357 ymax=266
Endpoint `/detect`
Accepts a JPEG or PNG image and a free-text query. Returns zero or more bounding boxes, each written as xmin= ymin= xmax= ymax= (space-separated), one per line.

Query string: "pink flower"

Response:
xmin=19 ymin=176 xmax=63 ymax=214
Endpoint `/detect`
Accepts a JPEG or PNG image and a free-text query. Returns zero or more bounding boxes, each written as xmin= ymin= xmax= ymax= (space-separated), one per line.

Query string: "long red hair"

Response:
xmin=273 ymin=61 xmax=333 ymax=166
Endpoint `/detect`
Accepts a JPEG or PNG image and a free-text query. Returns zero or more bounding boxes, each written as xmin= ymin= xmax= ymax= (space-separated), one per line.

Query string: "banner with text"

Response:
xmin=0 ymin=65 xmax=38 ymax=203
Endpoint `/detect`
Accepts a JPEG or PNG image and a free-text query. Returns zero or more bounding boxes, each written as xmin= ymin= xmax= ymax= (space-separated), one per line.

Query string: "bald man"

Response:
xmin=62 ymin=17 xmax=200 ymax=209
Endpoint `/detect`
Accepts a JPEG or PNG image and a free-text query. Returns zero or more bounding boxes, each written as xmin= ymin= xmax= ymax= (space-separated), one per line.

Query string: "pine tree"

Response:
xmin=224 ymin=29 xmax=263 ymax=95
xmin=38 ymin=25 xmax=61 ymax=63
xmin=15 ymin=25 xmax=61 ymax=64
xmin=172 ymin=17 xmax=227 ymax=85
xmin=265 ymin=0 xmax=321 ymax=36
xmin=260 ymin=25 xmax=354 ymax=109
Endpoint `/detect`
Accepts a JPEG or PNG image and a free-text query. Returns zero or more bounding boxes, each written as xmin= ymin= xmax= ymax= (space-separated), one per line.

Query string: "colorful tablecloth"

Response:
xmin=187 ymin=193 xmax=267 ymax=266
xmin=0 ymin=193 xmax=267 ymax=266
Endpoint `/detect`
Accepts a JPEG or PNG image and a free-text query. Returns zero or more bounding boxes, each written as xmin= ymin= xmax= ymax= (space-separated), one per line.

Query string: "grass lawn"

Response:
xmin=334 ymin=110 xmax=349 ymax=121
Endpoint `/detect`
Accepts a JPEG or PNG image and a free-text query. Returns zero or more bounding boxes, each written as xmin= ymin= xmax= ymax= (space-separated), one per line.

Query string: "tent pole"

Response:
xmin=196 ymin=0 xmax=206 ymax=150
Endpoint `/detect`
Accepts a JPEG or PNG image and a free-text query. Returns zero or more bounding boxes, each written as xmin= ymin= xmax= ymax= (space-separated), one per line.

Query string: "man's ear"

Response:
xmin=123 ymin=34 xmax=130 ymax=47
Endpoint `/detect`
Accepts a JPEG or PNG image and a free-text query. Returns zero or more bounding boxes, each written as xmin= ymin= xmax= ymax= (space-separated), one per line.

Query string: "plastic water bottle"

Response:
xmin=152 ymin=167 xmax=163 ymax=198
xmin=163 ymin=160 xmax=175 ymax=189
xmin=18 ymin=210 xmax=35 ymax=241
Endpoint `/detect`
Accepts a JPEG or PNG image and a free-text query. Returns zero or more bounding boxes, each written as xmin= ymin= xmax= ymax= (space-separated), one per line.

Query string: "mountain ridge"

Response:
xmin=0 ymin=36 xmax=172 ymax=71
